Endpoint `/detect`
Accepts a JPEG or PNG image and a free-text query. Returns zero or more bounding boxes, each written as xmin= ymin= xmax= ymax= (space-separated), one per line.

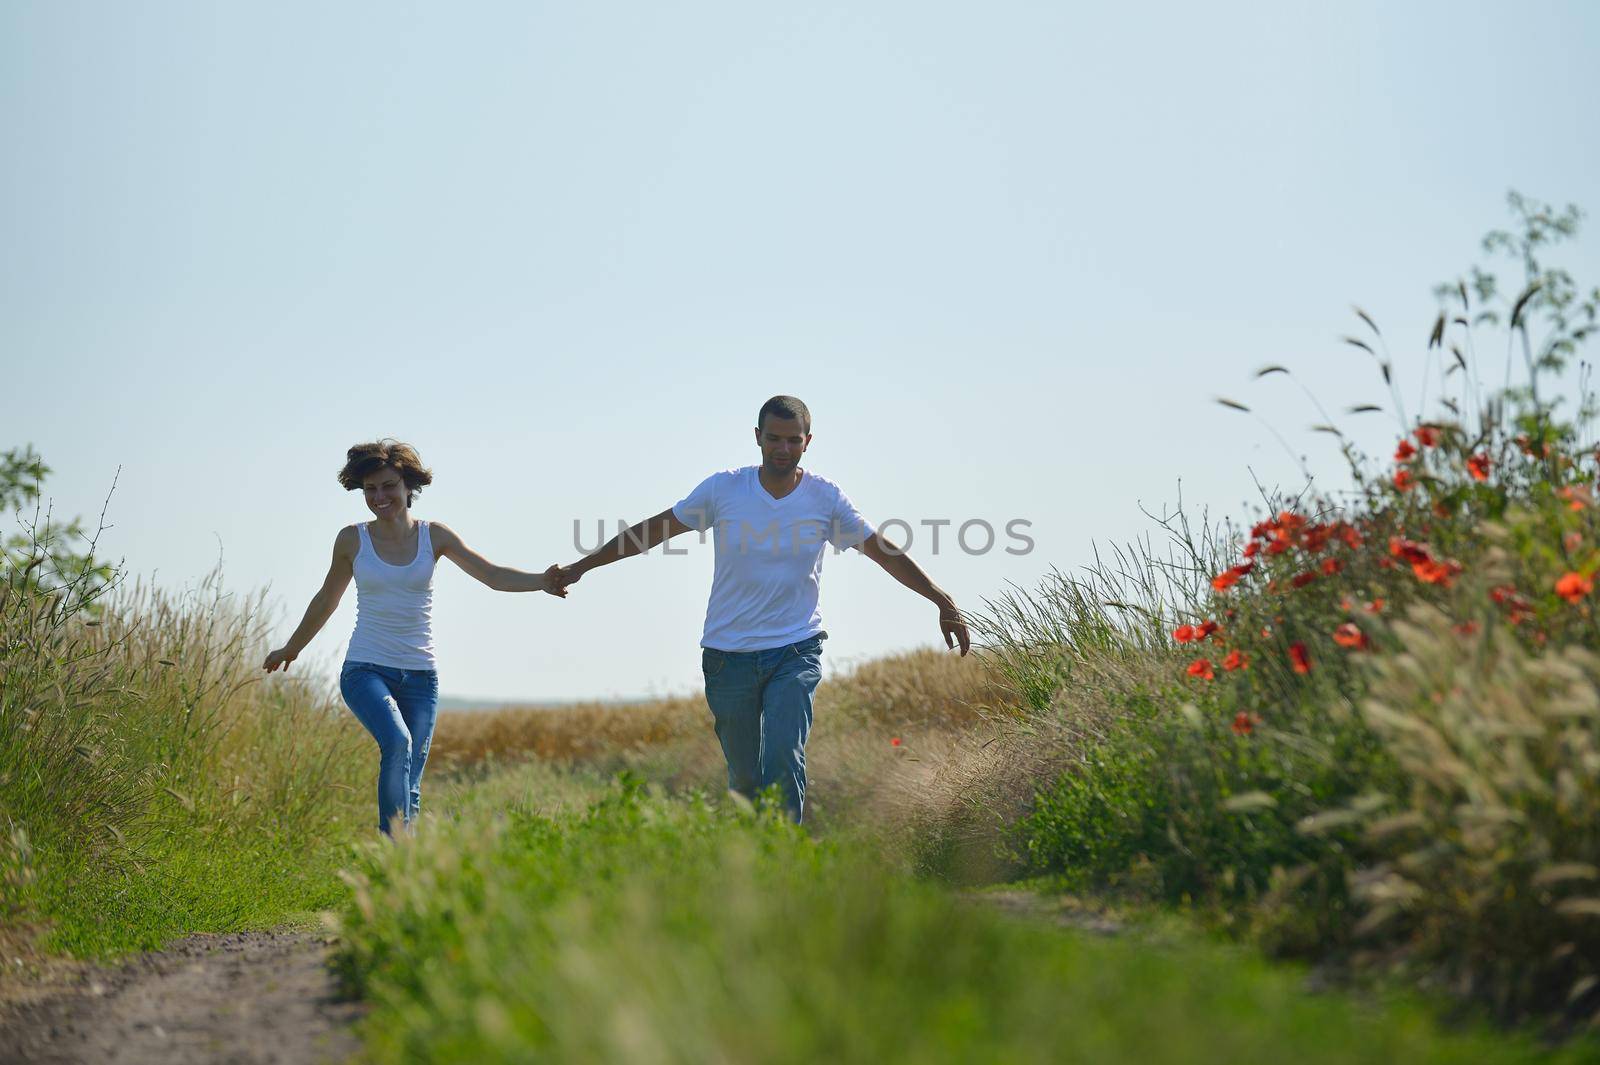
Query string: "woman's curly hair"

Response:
xmin=337 ymin=440 xmax=433 ymax=507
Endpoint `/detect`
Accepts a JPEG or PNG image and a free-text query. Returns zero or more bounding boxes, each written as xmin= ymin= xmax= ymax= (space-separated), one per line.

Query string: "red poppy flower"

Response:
xmin=1242 ymin=540 xmax=1261 ymax=559
xmin=1291 ymin=571 xmax=1318 ymax=589
xmin=890 ymin=737 xmax=902 ymax=747
xmin=1173 ymin=624 xmax=1197 ymax=643
xmin=1187 ymin=658 xmax=1215 ymax=681
xmin=1365 ymin=598 xmax=1386 ymax=614
xmin=1339 ymin=524 xmax=1364 ymax=550
xmin=1394 ymin=468 xmax=1415 ymax=491
xmin=1556 ymin=571 xmax=1594 ymax=604
xmin=1222 ymin=649 xmax=1248 ymax=671
xmin=1394 ymin=439 xmax=1417 ymax=462
xmin=1301 ymin=524 xmax=1335 ymax=554
xmin=1231 ymin=711 xmax=1260 ymax=736
xmin=1453 ymin=621 xmax=1479 ymax=636
xmin=1412 ymin=558 xmax=1462 ymax=587
xmin=1211 ymin=562 xmax=1254 ymax=591
xmin=1411 ymin=560 xmax=1444 ymax=582
xmin=1559 ymin=486 xmax=1592 ymax=511
xmin=1251 ymin=511 xmax=1307 ymax=556
xmin=1332 ymin=622 xmax=1369 ymax=650
xmin=1289 ymin=642 xmax=1311 ymax=674
xmin=1414 ymin=425 xmax=1440 ymax=448
xmin=1321 ymin=558 xmax=1343 ymax=576
xmin=1195 ymin=620 xmax=1221 ymax=640
xmin=1467 ymin=454 xmax=1491 ymax=482
xmin=1389 ymin=537 xmax=1432 ymax=565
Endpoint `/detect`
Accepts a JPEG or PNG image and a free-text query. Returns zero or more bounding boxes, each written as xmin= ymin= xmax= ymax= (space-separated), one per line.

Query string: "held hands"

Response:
xmin=262 ymin=647 xmax=297 ymax=673
xmin=542 ymin=563 xmax=580 ymax=598
xmin=938 ymin=602 xmax=971 ymax=656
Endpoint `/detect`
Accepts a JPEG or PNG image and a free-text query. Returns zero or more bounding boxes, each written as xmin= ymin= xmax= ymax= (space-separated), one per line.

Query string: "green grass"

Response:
xmin=335 ymin=778 xmax=1589 ymax=1064
xmin=21 ymin=757 xmax=614 ymax=958
xmin=30 ymin=827 xmax=357 ymax=956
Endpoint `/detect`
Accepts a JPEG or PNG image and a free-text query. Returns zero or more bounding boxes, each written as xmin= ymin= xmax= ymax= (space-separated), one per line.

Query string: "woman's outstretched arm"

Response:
xmin=431 ymin=522 xmax=567 ymax=596
xmin=263 ymin=527 xmax=358 ymax=672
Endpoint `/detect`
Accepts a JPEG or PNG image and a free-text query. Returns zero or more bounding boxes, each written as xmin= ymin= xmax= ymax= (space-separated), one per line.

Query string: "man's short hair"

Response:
xmin=757 ymin=395 xmax=811 ymax=434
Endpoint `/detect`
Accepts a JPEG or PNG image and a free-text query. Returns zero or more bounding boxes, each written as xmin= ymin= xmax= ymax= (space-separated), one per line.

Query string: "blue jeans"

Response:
xmin=700 ymin=634 xmax=824 ymax=823
xmin=339 ymin=661 xmax=439 ymax=836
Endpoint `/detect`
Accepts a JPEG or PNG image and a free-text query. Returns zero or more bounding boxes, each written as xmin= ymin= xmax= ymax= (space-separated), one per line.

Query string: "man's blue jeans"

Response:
xmin=339 ymin=661 xmax=439 ymax=836
xmin=700 ymin=634 xmax=824 ymax=823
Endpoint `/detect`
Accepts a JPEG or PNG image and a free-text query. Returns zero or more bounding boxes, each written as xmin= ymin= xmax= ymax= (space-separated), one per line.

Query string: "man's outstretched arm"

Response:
xmin=563 ymin=507 xmax=694 ymax=583
xmin=858 ymin=533 xmax=971 ymax=655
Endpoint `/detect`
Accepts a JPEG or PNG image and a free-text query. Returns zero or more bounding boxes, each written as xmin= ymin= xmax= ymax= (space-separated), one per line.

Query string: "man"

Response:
xmin=557 ymin=395 xmax=969 ymax=823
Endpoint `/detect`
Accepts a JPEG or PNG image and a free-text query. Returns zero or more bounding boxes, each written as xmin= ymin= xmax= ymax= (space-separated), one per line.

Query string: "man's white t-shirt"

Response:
xmin=673 ymin=466 xmax=875 ymax=652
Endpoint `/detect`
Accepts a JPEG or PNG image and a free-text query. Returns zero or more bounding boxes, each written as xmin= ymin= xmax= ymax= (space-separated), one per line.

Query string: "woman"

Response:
xmin=263 ymin=439 xmax=567 ymax=836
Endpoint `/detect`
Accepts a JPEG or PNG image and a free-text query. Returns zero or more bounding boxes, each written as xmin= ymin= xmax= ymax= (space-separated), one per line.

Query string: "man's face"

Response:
xmin=755 ymin=415 xmax=811 ymax=475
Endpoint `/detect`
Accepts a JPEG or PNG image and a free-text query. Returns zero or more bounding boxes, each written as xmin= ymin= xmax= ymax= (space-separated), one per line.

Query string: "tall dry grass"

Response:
xmin=1324 ymin=602 xmax=1600 ymax=1026
xmin=429 ymin=692 xmax=712 ymax=773
xmin=428 ymin=647 xmax=1014 ymax=853
xmin=426 ymin=635 xmax=1184 ymax=883
xmin=430 ymin=647 xmax=1005 ymax=770
xmin=73 ymin=572 xmax=369 ymax=840
xmin=905 ymin=641 xmax=1183 ymax=883
xmin=1 ymin=553 xmax=369 ymax=942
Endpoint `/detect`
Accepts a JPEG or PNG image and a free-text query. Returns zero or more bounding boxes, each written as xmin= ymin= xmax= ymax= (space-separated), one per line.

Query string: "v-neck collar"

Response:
xmin=754 ymin=466 xmax=805 ymax=504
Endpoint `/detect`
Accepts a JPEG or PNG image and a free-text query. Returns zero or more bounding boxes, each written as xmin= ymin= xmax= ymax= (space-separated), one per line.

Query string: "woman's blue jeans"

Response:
xmin=700 ymin=634 xmax=824 ymax=823
xmin=339 ymin=661 xmax=439 ymax=836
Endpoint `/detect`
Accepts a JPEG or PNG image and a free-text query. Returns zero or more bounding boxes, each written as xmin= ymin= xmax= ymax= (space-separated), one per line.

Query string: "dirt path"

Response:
xmin=967 ymin=888 xmax=1125 ymax=935
xmin=0 ymin=894 xmax=1098 ymax=1064
xmin=0 ymin=930 xmax=365 ymax=1065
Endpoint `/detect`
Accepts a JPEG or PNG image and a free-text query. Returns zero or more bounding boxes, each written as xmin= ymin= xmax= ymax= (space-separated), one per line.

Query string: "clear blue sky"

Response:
xmin=4 ymin=2 xmax=1597 ymax=700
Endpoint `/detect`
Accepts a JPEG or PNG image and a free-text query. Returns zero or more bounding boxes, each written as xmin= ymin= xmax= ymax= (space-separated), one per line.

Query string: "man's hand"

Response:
xmin=543 ymin=564 xmax=579 ymax=598
xmin=859 ymin=533 xmax=969 ymax=656
xmin=940 ymin=604 xmax=971 ymax=656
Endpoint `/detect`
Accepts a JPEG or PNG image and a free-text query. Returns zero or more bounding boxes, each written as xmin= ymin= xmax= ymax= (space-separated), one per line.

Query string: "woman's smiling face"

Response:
xmin=362 ymin=466 xmax=409 ymax=519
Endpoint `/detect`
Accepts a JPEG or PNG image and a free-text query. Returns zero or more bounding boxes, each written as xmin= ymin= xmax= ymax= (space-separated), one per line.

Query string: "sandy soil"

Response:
xmin=0 ymin=930 xmax=364 ymax=1065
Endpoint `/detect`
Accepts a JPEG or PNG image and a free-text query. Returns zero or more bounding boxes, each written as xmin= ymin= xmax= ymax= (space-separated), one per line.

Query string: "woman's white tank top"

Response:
xmin=344 ymin=521 xmax=437 ymax=670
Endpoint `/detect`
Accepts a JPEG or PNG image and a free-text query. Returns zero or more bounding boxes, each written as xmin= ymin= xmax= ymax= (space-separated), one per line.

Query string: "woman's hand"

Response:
xmin=263 ymin=647 xmax=298 ymax=673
